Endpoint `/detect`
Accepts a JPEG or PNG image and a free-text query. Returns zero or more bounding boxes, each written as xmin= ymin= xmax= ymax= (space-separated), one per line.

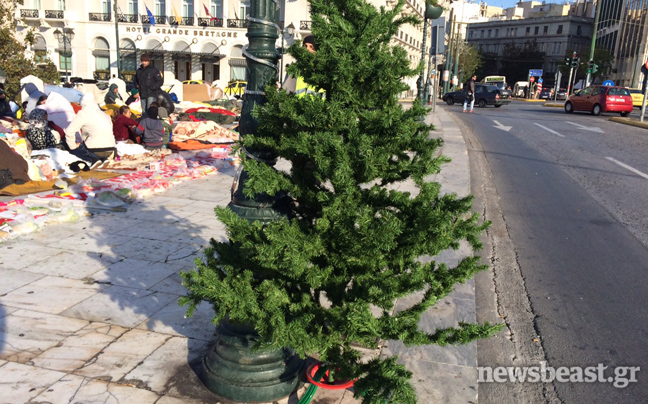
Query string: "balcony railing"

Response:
xmin=89 ymin=12 xmax=112 ymax=22
xmin=20 ymin=9 xmax=39 ymax=18
xmin=44 ymin=10 xmax=64 ymax=19
xmin=198 ymin=17 xmax=224 ymax=27
xmin=300 ymin=20 xmax=312 ymax=30
xmin=93 ymin=70 xmax=110 ymax=81
xmin=142 ymin=14 xmax=167 ymax=24
xmin=227 ymin=18 xmax=248 ymax=28
xmin=170 ymin=16 xmax=194 ymax=25
xmin=118 ymin=13 xmax=139 ymax=23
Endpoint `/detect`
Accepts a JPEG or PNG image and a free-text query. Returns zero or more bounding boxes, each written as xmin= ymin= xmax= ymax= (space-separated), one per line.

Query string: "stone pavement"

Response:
xmin=0 ymin=104 xmax=479 ymax=404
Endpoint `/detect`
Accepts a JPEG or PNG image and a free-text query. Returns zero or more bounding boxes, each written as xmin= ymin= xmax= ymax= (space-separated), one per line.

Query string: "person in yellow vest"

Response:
xmin=282 ymin=35 xmax=325 ymax=98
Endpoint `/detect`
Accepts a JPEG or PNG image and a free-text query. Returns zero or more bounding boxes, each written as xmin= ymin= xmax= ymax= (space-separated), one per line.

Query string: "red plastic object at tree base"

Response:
xmin=305 ymin=362 xmax=357 ymax=390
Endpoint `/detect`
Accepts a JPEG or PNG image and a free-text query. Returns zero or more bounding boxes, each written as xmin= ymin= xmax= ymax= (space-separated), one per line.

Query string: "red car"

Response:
xmin=564 ymin=86 xmax=633 ymax=117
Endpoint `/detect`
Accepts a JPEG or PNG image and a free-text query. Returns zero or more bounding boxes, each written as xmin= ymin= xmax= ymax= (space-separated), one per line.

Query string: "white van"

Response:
xmin=513 ymin=81 xmax=529 ymax=98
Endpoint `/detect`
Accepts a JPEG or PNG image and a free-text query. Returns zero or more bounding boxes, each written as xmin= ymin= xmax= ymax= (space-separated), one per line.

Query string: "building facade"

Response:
xmin=466 ymin=15 xmax=593 ymax=80
xmin=595 ymin=0 xmax=648 ymax=87
xmin=13 ymin=0 xmax=444 ymax=93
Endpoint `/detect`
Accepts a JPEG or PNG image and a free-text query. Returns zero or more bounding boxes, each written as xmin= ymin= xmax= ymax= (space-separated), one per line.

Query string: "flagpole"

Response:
xmin=114 ymin=1 xmax=121 ymax=79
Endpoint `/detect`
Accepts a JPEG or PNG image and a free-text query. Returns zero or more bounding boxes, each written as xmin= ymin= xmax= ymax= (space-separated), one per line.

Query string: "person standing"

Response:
xmin=463 ymin=74 xmax=476 ymax=113
xmin=134 ymin=54 xmax=163 ymax=113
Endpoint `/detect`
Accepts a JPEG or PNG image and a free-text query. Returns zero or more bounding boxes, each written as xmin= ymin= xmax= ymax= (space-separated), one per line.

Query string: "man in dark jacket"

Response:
xmin=134 ymin=54 xmax=163 ymax=113
xmin=463 ymin=74 xmax=477 ymax=113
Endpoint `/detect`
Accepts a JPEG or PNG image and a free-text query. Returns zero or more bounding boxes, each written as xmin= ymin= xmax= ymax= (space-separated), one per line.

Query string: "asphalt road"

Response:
xmin=445 ymin=100 xmax=648 ymax=403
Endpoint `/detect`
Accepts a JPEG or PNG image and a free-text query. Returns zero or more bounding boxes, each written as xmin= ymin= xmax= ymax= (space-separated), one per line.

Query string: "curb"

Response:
xmin=608 ymin=117 xmax=648 ymax=130
xmin=544 ymin=103 xmax=564 ymax=108
xmin=515 ymin=99 xmax=547 ymax=102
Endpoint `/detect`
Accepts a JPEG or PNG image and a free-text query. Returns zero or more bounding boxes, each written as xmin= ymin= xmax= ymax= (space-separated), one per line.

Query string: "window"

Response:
xmin=155 ymin=0 xmax=165 ymax=16
xmin=481 ymin=30 xmax=484 ymax=38
xmin=534 ymin=26 xmax=539 ymax=35
xmin=94 ymin=37 xmax=110 ymax=71
xmin=514 ymin=28 xmax=518 ymax=36
xmin=102 ymin=0 xmax=111 ymax=14
xmin=469 ymin=31 xmax=473 ymax=39
xmin=57 ymin=0 xmax=65 ymax=10
xmin=526 ymin=27 xmax=530 ymax=35
xmin=182 ymin=0 xmax=193 ymax=17
xmin=210 ymin=0 xmax=223 ymax=19
xmin=557 ymin=25 xmax=563 ymax=34
xmin=543 ymin=26 xmax=548 ymax=34
xmin=60 ymin=53 xmax=71 ymax=71
xmin=488 ymin=29 xmax=491 ymax=38
xmin=405 ymin=33 xmax=408 ymax=42
xmin=495 ymin=29 xmax=499 ymax=37
xmin=577 ymin=26 xmax=582 ymax=35
xmin=33 ymin=0 xmax=41 ymax=8
xmin=128 ymin=0 xmax=138 ymax=14
xmin=239 ymin=0 xmax=250 ymax=19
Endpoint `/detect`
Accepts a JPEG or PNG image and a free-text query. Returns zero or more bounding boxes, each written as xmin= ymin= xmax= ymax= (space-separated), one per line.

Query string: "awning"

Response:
xmin=92 ymin=49 xmax=110 ymax=57
xmin=229 ymin=58 xmax=247 ymax=67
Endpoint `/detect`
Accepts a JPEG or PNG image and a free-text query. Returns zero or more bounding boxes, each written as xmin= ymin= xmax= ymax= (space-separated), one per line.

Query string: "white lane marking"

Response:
xmin=605 ymin=157 xmax=648 ymax=180
xmin=566 ymin=121 xmax=604 ymax=133
xmin=534 ymin=123 xmax=565 ymax=137
xmin=492 ymin=120 xmax=512 ymax=132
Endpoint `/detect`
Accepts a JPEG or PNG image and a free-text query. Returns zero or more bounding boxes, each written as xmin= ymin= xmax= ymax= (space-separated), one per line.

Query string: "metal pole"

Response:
xmin=641 ymin=72 xmax=648 ymax=121
xmin=567 ymin=66 xmax=573 ymax=95
xmin=425 ymin=25 xmax=437 ymax=104
xmin=453 ymin=23 xmax=461 ymax=90
xmin=417 ymin=15 xmax=429 ymax=103
xmin=280 ymin=33 xmax=284 ymax=86
xmin=585 ymin=0 xmax=601 ymax=87
xmin=114 ymin=1 xmax=121 ymax=79
xmin=443 ymin=15 xmax=455 ymax=96
xmin=64 ymin=34 xmax=69 ymax=83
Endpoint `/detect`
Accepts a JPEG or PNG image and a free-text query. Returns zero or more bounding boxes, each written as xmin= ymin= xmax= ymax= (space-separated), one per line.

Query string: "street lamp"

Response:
xmin=417 ymin=3 xmax=443 ymax=104
xmin=280 ymin=22 xmax=295 ymax=85
xmin=53 ymin=28 xmax=74 ymax=83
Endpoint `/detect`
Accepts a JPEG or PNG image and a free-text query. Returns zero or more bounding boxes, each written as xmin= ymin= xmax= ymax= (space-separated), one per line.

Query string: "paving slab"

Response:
xmin=0 ymin=309 xmax=89 ymax=363
xmin=0 ymin=276 xmax=107 ymax=314
xmin=0 ymin=361 xmax=66 ymax=404
xmin=30 ymin=374 xmax=161 ymax=404
xmin=73 ymin=328 xmax=170 ymax=381
xmin=31 ymin=322 xmax=129 ymax=372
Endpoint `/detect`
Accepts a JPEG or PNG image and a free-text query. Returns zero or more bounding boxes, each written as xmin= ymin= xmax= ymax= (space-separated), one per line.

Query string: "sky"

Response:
xmin=486 ymin=0 xmax=571 ymax=9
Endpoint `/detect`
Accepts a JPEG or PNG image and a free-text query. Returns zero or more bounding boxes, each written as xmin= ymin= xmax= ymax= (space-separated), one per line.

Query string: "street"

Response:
xmin=446 ymin=100 xmax=648 ymax=403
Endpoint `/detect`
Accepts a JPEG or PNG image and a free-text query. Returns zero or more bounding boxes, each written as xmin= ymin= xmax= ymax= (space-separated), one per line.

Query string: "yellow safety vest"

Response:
xmin=295 ymin=76 xmax=325 ymax=98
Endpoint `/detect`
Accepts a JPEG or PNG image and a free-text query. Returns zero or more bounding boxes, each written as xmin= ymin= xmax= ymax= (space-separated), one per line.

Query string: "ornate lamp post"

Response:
xmin=199 ymin=0 xmax=303 ymax=402
xmin=53 ymin=28 xmax=74 ymax=83
xmin=417 ymin=3 xmax=443 ymax=103
xmin=280 ymin=22 xmax=295 ymax=85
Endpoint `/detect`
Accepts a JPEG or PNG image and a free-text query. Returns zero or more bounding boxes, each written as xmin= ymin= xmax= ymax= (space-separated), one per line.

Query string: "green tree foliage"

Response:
xmin=559 ymin=48 xmax=614 ymax=84
xmin=457 ymin=42 xmax=482 ymax=81
xmin=499 ymin=40 xmax=545 ymax=84
xmin=180 ymin=0 xmax=502 ymax=402
xmin=0 ymin=1 xmax=60 ymax=101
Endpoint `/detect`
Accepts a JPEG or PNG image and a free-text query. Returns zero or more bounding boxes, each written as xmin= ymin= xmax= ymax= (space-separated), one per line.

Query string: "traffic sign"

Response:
xmin=603 ymin=80 xmax=614 ymax=86
xmin=538 ymin=78 xmax=543 ymax=84
xmin=530 ymin=77 xmax=535 ymax=83
xmin=529 ymin=69 xmax=543 ymax=77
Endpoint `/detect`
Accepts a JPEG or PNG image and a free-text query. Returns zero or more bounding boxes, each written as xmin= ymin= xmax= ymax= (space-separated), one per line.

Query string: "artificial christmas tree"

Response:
xmin=180 ymin=0 xmax=502 ymax=402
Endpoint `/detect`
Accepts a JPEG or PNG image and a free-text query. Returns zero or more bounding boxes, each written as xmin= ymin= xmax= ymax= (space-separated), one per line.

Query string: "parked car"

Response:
xmin=224 ymin=80 xmax=247 ymax=97
xmin=539 ymin=88 xmax=554 ymax=99
xmin=443 ymin=84 xmax=511 ymax=108
xmin=564 ymin=85 xmax=633 ymax=116
xmin=628 ymin=88 xmax=645 ymax=108
xmin=555 ymin=88 xmax=568 ymax=100
xmin=182 ymin=80 xmax=204 ymax=85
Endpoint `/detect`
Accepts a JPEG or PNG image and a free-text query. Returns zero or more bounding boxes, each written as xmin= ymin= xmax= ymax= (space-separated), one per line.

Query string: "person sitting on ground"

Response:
xmin=132 ymin=105 xmax=164 ymax=150
xmin=112 ymin=105 xmax=140 ymax=142
xmin=157 ymin=106 xmax=173 ymax=144
xmin=125 ymin=88 xmax=140 ymax=106
xmin=26 ymin=109 xmax=62 ymax=150
xmin=37 ymin=95 xmax=48 ymax=106
xmin=104 ymin=83 xmax=124 ymax=106
xmin=64 ymin=93 xmax=116 ymax=160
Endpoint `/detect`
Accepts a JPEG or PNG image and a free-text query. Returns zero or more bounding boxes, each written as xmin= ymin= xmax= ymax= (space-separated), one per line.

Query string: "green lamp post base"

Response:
xmin=201 ymin=320 xmax=304 ymax=403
